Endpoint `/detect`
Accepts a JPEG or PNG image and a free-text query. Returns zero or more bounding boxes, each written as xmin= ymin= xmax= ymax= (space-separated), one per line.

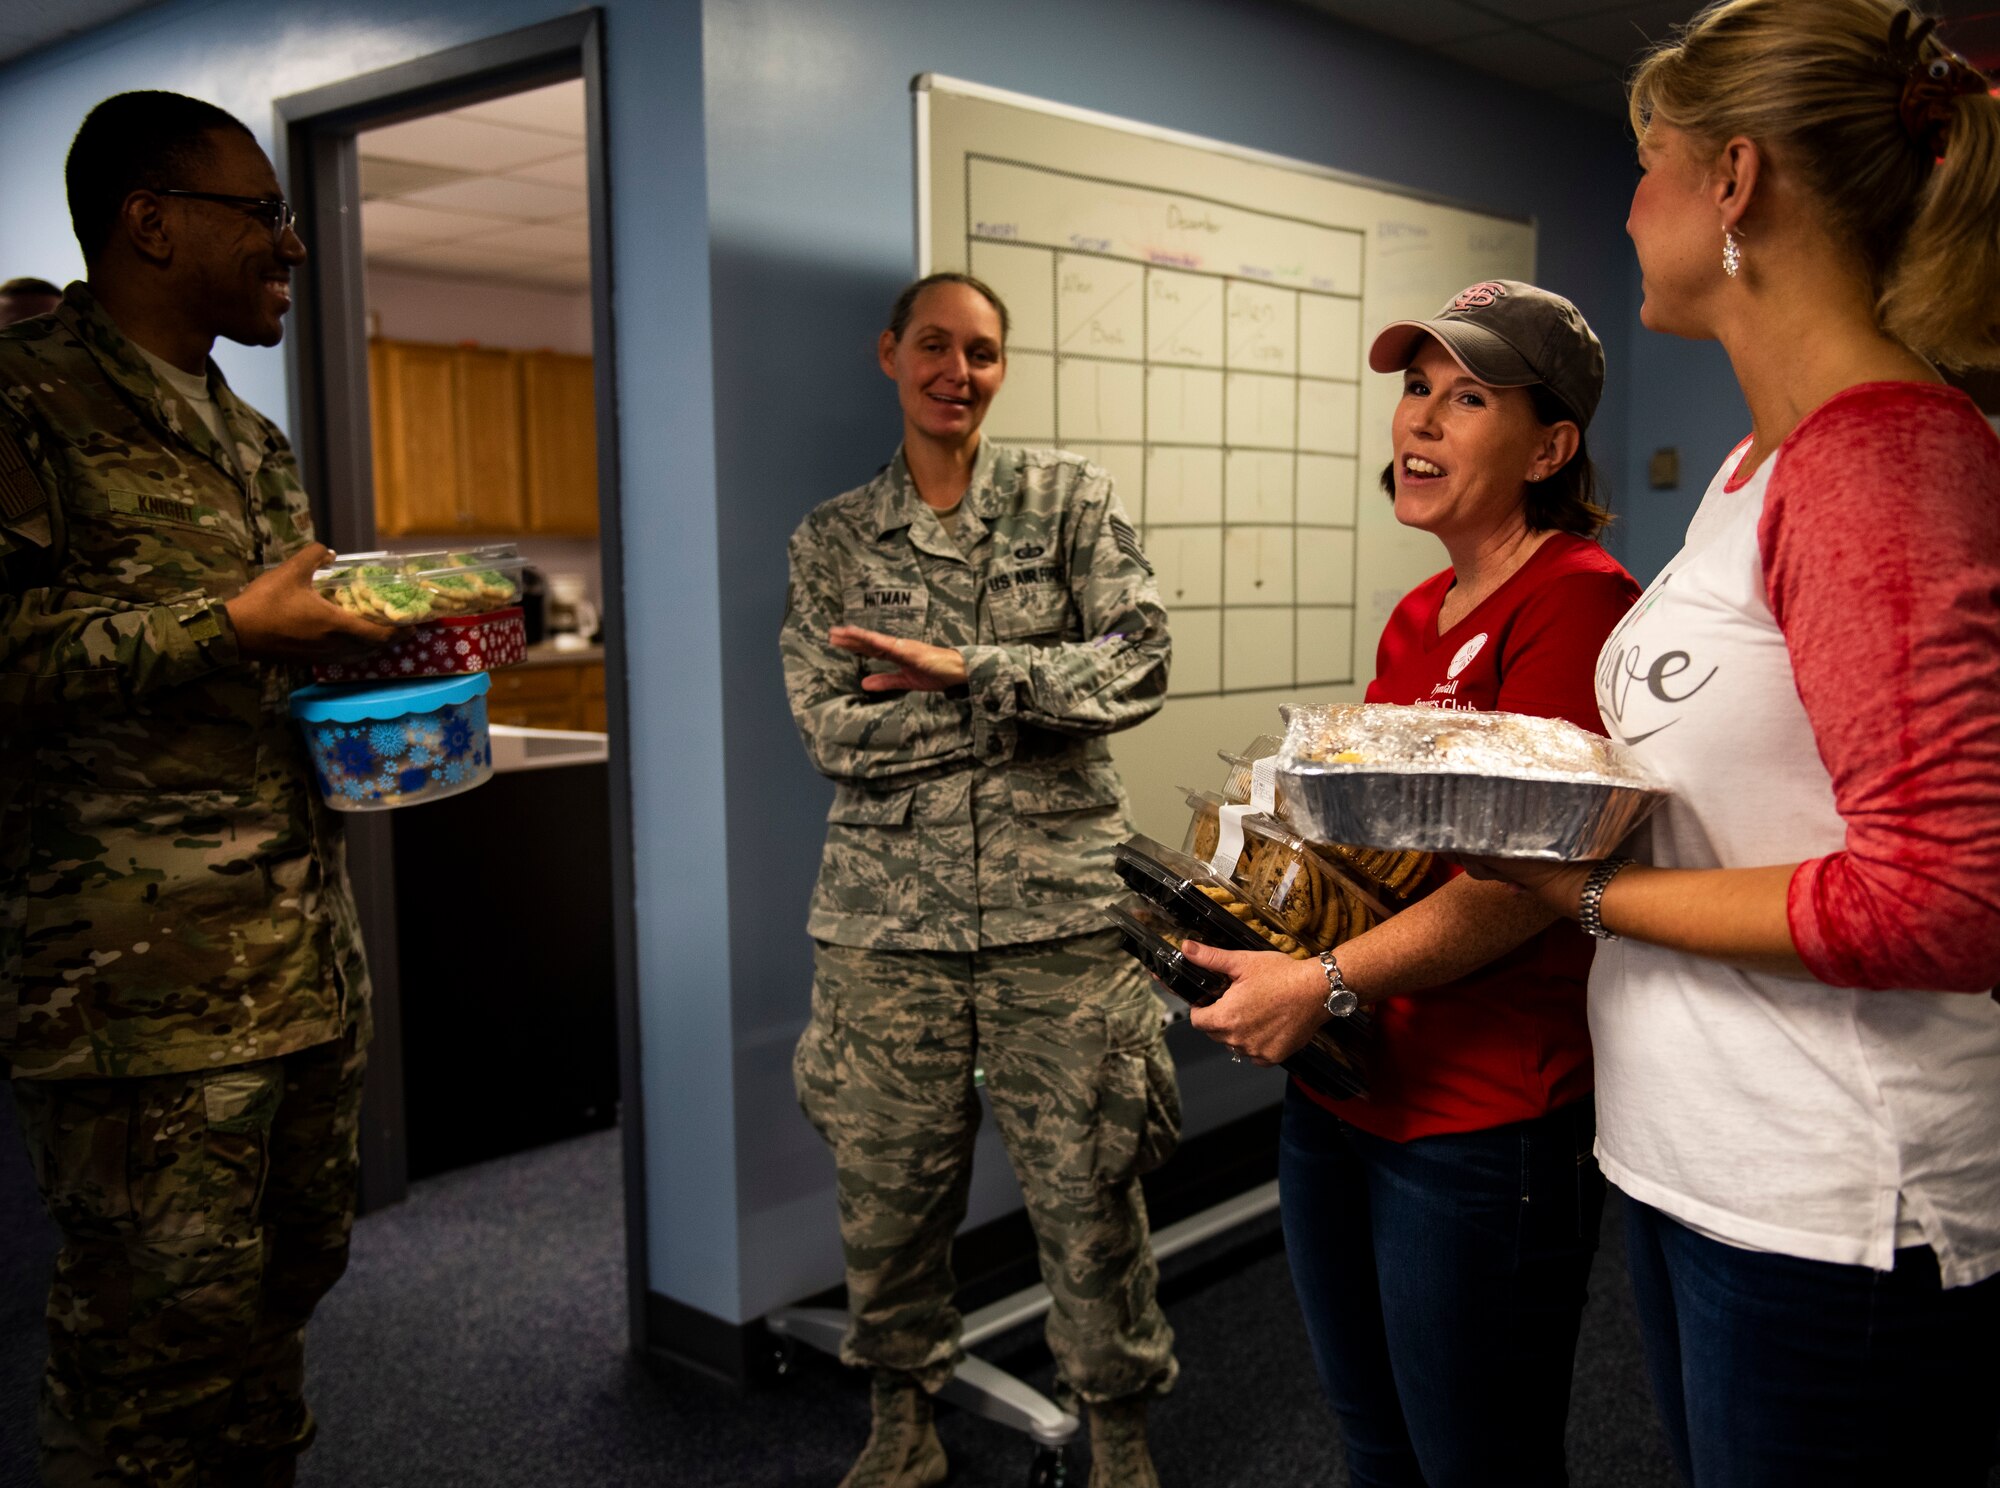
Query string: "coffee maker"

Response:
xmin=546 ymin=572 xmax=599 ymax=651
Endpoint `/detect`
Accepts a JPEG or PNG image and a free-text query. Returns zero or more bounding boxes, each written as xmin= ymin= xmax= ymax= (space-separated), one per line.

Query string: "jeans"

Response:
xmin=1278 ymin=1082 xmax=1605 ymax=1488
xmin=1622 ymin=1193 xmax=2000 ymax=1487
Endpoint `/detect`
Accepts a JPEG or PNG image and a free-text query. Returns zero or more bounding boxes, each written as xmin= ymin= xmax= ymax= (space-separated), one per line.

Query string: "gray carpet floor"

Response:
xmin=5 ymin=1098 xmax=1991 ymax=1487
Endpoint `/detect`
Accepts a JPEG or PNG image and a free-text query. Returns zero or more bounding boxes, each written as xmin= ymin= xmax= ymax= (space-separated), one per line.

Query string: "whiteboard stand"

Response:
xmin=765 ymin=1179 xmax=1280 ymax=1486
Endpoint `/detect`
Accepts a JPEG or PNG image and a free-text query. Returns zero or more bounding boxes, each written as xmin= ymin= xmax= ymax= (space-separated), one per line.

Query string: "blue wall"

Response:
xmin=700 ymin=0 xmax=1686 ymax=1316
xmin=0 ymin=0 xmax=1739 ymax=1334
xmin=1617 ymin=257 xmax=1748 ymax=579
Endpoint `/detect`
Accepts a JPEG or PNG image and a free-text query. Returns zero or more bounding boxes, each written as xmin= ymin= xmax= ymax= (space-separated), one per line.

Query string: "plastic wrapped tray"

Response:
xmin=1278 ymin=703 xmax=1668 ymax=860
xmin=1103 ymin=895 xmax=1370 ymax=1102
xmin=1209 ymin=739 xmax=1436 ymax=898
xmin=312 ymin=544 xmax=524 ymax=626
xmin=311 ymin=606 xmax=527 ymax=684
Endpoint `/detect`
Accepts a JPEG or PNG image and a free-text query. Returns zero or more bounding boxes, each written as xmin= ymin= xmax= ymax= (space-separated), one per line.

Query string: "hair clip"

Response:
xmin=1888 ymin=9 xmax=1990 ymax=157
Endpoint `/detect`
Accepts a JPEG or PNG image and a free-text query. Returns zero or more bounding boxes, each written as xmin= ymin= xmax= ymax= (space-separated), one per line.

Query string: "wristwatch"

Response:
xmin=1317 ymin=949 xmax=1358 ymax=1018
xmin=1578 ymin=857 xmax=1633 ymax=940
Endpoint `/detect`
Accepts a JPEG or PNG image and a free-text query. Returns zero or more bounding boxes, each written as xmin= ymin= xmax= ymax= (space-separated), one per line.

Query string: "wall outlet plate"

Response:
xmin=1648 ymin=447 xmax=1680 ymax=490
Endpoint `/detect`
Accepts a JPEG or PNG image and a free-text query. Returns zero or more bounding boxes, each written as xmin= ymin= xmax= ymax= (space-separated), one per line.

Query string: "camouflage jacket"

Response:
xmin=781 ymin=441 xmax=1170 ymax=951
xmin=0 ymin=283 xmax=369 ymax=1080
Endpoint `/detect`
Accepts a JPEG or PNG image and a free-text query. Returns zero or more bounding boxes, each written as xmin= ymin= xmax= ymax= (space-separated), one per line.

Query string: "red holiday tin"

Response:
xmin=313 ymin=606 xmax=528 ymax=684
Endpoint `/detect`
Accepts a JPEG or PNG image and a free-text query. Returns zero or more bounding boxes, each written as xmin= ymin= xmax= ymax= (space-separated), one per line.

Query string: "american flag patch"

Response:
xmin=0 ymin=424 xmax=44 ymax=523
xmin=1109 ymin=515 xmax=1151 ymax=573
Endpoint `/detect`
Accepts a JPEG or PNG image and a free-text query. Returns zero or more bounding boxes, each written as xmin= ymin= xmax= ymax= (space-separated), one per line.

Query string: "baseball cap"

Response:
xmin=1368 ymin=280 xmax=1604 ymax=430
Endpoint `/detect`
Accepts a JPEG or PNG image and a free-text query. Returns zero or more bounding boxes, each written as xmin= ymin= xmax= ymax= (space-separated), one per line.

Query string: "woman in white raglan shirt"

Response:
xmin=1472 ymin=2 xmax=2000 ymax=1483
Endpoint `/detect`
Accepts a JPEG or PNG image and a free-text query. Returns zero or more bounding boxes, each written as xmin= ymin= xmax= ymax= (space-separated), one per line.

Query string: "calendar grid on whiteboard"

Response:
xmin=964 ymin=153 xmax=1362 ymax=697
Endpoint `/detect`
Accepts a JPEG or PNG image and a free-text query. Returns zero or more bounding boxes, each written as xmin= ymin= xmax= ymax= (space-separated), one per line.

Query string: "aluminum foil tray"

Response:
xmin=1277 ymin=703 xmax=1668 ymax=861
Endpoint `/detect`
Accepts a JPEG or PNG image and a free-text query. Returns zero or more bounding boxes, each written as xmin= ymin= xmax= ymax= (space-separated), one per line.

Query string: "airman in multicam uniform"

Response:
xmin=781 ymin=273 xmax=1179 ymax=1488
xmin=2 ymin=92 xmax=389 ymax=1487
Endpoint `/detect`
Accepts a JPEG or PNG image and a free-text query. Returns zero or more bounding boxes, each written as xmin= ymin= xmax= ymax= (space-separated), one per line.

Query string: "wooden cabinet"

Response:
xmin=371 ymin=341 xmax=464 ymax=536
xmin=369 ymin=339 xmax=597 ymax=539
xmin=486 ymin=659 xmax=605 ymax=731
xmin=453 ymin=348 xmax=527 ymax=531
xmin=520 ymin=352 xmax=599 ymax=536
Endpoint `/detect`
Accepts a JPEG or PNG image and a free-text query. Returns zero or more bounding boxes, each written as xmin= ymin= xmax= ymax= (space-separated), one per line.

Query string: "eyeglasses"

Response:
xmin=156 ymin=190 xmax=298 ymax=242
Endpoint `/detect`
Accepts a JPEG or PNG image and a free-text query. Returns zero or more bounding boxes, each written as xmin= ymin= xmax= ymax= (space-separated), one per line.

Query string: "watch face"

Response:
xmin=1325 ymin=989 xmax=1359 ymax=1018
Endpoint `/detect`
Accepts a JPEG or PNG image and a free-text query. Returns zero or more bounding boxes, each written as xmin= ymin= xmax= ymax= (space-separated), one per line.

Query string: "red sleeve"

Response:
xmin=1494 ymin=561 xmax=1640 ymax=735
xmin=1760 ymin=384 xmax=2000 ymax=992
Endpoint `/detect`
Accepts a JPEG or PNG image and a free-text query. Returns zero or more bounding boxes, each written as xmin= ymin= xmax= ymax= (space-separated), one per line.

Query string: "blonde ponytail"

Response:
xmin=1881 ymin=88 xmax=2000 ymax=368
xmin=1630 ymin=0 xmax=2000 ymax=369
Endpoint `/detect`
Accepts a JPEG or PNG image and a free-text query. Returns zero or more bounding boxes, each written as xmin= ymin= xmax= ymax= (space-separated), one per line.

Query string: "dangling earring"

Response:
xmin=1723 ymin=228 xmax=1742 ymax=279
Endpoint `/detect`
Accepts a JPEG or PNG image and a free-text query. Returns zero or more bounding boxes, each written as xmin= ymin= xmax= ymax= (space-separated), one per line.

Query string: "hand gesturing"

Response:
xmin=828 ymin=625 xmax=969 ymax=692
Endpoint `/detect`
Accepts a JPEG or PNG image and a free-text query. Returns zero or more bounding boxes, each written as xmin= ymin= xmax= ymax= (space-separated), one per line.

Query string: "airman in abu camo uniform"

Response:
xmin=781 ymin=272 xmax=1180 ymax=1488
xmin=2 ymin=91 xmax=389 ymax=1487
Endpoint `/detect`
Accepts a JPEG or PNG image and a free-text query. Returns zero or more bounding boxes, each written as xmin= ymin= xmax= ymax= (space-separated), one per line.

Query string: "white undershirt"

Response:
xmin=137 ymin=345 xmax=240 ymax=478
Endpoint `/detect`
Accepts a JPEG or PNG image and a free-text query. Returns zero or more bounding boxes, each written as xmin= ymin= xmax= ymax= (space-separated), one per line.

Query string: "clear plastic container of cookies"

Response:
xmin=1114 ymin=835 xmax=1301 ymax=957
xmin=1277 ymin=702 xmax=1669 ymax=860
xmin=1218 ymin=735 xmax=1285 ymax=805
xmin=1184 ymin=790 xmax=1430 ymax=942
xmin=1185 ymin=797 xmax=1398 ymax=953
xmin=310 ymin=544 xmax=525 ymax=626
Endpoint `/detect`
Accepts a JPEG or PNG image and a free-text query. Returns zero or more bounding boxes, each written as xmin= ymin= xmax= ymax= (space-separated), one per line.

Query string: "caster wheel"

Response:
xmin=765 ymin=1333 xmax=798 ymax=1382
xmin=1027 ymin=1444 xmax=1070 ymax=1487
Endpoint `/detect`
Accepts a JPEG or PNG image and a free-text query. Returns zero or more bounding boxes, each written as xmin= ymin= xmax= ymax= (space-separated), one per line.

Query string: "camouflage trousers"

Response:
xmin=11 ymin=1028 xmax=368 ymax=1487
xmin=795 ymin=929 xmax=1181 ymax=1403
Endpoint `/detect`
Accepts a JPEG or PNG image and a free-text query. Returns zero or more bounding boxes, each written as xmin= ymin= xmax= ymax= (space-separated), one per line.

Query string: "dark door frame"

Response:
xmin=272 ymin=9 xmax=650 ymax=1353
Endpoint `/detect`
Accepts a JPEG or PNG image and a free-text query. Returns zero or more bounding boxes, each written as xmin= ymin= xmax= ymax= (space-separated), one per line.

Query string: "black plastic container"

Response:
xmin=1109 ymin=837 xmax=1373 ymax=1101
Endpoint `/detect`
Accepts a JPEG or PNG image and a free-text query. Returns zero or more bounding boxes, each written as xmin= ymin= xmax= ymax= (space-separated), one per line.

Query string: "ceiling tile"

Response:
xmin=371 ymin=241 xmax=552 ymax=276
xmin=397 ymin=175 xmax=589 ymax=222
xmin=1543 ymin=1 xmax=1688 ymax=64
xmin=360 ymin=113 xmax=575 ymax=173
xmin=358 ymin=156 xmax=471 ymax=201
xmin=1469 ymin=0 xmax=1646 ymax=21
xmin=359 ymin=199 xmax=472 ymax=249
xmin=459 ymin=222 xmax=592 ymax=258
xmin=455 ymin=79 xmax=586 ymax=139
xmin=363 ymin=259 xmax=589 ymax=297
xmin=1436 ymin=25 xmax=1616 ymax=87
xmin=496 ymin=264 xmax=592 ymax=294
xmin=1299 ymin=0 xmax=1509 ymax=47
xmin=505 ymin=152 xmax=589 ymax=191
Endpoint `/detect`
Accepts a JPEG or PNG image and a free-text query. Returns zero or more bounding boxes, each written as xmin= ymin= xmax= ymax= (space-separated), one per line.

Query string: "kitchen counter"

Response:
xmin=518 ymin=640 xmax=605 ymax=668
xmin=489 ymin=645 xmax=606 ymax=730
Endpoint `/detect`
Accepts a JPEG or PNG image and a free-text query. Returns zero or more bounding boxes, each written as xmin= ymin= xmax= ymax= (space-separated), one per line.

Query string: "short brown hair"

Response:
xmin=886 ymin=272 xmax=1010 ymax=346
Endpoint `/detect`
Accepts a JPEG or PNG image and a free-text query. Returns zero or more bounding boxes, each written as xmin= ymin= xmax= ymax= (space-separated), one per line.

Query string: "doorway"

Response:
xmin=275 ymin=11 xmax=647 ymax=1349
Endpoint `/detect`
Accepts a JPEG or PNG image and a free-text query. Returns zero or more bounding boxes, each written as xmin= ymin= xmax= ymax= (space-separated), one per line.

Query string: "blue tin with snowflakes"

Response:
xmin=290 ymin=673 xmax=494 ymax=811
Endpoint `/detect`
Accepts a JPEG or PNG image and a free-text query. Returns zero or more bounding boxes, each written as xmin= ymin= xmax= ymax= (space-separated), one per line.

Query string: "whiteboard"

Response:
xmin=916 ymin=76 xmax=1535 ymax=838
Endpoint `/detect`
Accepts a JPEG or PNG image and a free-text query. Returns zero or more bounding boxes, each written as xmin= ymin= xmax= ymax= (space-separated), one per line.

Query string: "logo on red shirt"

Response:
xmin=1448 ymin=632 xmax=1489 ymax=678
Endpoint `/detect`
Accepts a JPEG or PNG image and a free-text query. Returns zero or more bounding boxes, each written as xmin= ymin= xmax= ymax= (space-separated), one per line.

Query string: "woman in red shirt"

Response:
xmin=1184 ymin=282 xmax=1638 ymax=1487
